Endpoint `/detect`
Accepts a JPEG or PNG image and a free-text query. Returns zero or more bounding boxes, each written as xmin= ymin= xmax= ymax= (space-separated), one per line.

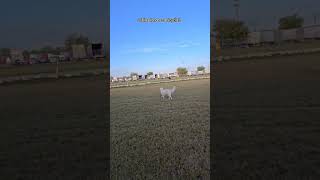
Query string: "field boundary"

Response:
xmin=0 ymin=69 xmax=107 ymax=85
xmin=215 ymin=47 xmax=320 ymax=62
xmin=110 ymin=76 xmax=210 ymax=89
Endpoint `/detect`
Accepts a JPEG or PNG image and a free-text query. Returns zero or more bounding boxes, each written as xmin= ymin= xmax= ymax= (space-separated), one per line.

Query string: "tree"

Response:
xmin=65 ymin=33 xmax=90 ymax=52
xmin=130 ymin=72 xmax=138 ymax=77
xmin=40 ymin=46 xmax=55 ymax=53
xmin=22 ymin=50 xmax=30 ymax=59
xmin=0 ymin=48 xmax=11 ymax=57
xmin=176 ymin=67 xmax=188 ymax=76
xmin=147 ymin=72 xmax=153 ymax=76
xmin=279 ymin=13 xmax=304 ymax=30
xmin=197 ymin=66 xmax=205 ymax=71
xmin=214 ymin=19 xmax=249 ymax=42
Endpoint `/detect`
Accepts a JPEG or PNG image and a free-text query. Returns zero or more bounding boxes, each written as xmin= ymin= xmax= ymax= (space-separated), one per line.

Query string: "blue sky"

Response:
xmin=0 ymin=0 xmax=107 ymax=49
xmin=215 ymin=0 xmax=320 ymax=31
xmin=110 ymin=0 xmax=210 ymax=77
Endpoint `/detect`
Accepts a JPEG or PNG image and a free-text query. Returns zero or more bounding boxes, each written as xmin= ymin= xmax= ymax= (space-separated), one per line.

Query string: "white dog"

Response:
xmin=160 ymin=86 xmax=176 ymax=100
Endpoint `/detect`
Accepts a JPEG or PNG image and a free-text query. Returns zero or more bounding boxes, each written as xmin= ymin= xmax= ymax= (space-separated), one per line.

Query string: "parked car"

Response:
xmin=14 ymin=59 xmax=25 ymax=65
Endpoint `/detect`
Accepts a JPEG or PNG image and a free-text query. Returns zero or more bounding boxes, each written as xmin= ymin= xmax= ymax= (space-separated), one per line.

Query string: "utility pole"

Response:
xmin=56 ymin=57 xmax=59 ymax=79
xmin=234 ymin=0 xmax=240 ymax=21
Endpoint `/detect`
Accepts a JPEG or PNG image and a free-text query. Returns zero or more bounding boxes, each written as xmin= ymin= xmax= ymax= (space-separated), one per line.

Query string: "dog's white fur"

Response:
xmin=160 ymin=86 xmax=176 ymax=100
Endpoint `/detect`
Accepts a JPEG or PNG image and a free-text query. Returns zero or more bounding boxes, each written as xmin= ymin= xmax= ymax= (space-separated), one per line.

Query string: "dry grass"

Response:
xmin=111 ymin=79 xmax=210 ymax=179
xmin=213 ymin=53 xmax=320 ymax=179
xmin=0 ymin=76 xmax=108 ymax=179
xmin=220 ymin=40 xmax=320 ymax=57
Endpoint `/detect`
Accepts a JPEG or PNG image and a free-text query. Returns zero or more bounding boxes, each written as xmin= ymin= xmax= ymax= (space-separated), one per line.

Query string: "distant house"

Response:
xmin=147 ymin=74 xmax=156 ymax=79
xmin=159 ymin=73 xmax=169 ymax=79
xmin=205 ymin=67 xmax=210 ymax=74
xmin=124 ymin=77 xmax=131 ymax=81
xmin=118 ymin=77 xmax=124 ymax=82
xmin=92 ymin=43 xmax=104 ymax=58
xmin=138 ymin=75 xmax=144 ymax=80
xmin=72 ymin=44 xmax=87 ymax=60
xmin=197 ymin=70 xmax=204 ymax=75
xmin=30 ymin=54 xmax=40 ymax=64
xmin=62 ymin=52 xmax=71 ymax=61
xmin=58 ymin=54 xmax=66 ymax=61
xmin=48 ymin=54 xmax=59 ymax=63
xmin=169 ymin=72 xmax=178 ymax=77
xmin=189 ymin=71 xmax=198 ymax=76
xmin=10 ymin=49 xmax=24 ymax=64
xmin=39 ymin=53 xmax=49 ymax=63
xmin=86 ymin=45 xmax=93 ymax=58
xmin=132 ymin=75 xmax=138 ymax=81
xmin=112 ymin=77 xmax=118 ymax=82
xmin=6 ymin=57 xmax=12 ymax=64
xmin=0 ymin=56 xmax=6 ymax=64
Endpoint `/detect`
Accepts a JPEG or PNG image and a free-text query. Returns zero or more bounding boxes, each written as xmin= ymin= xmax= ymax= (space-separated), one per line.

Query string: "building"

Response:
xmin=112 ymin=77 xmax=118 ymax=82
xmin=303 ymin=25 xmax=320 ymax=39
xmin=138 ymin=75 xmax=144 ymax=80
xmin=86 ymin=43 xmax=104 ymax=59
xmin=169 ymin=72 xmax=179 ymax=77
xmin=197 ymin=70 xmax=204 ymax=75
xmin=30 ymin=54 xmax=40 ymax=64
xmin=0 ymin=56 xmax=6 ymax=64
xmin=92 ymin=43 xmax=104 ymax=58
xmin=10 ymin=49 xmax=24 ymax=64
xmin=72 ymin=44 xmax=87 ymax=60
xmin=48 ymin=54 xmax=59 ymax=63
xmin=132 ymin=75 xmax=138 ymax=81
xmin=147 ymin=74 xmax=156 ymax=79
xmin=159 ymin=73 xmax=169 ymax=79
xmin=39 ymin=53 xmax=49 ymax=63
xmin=118 ymin=77 xmax=124 ymax=82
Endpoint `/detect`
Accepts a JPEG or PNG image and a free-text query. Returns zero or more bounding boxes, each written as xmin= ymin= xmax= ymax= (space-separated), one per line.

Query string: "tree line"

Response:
xmin=214 ymin=13 xmax=304 ymax=42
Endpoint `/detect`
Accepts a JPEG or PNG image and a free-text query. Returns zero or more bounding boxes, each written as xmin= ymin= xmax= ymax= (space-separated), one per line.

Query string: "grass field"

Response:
xmin=0 ymin=59 xmax=107 ymax=78
xmin=111 ymin=79 xmax=210 ymax=179
xmin=2 ymin=51 xmax=320 ymax=179
xmin=0 ymin=76 xmax=108 ymax=179
xmin=213 ymin=53 xmax=320 ymax=179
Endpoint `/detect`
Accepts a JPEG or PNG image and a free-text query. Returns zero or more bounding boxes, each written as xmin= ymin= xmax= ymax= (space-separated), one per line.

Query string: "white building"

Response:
xmin=72 ymin=44 xmax=87 ymax=59
xmin=168 ymin=72 xmax=179 ymax=77
xmin=48 ymin=54 xmax=60 ymax=63
xmin=112 ymin=77 xmax=118 ymax=82
xmin=197 ymin=70 xmax=204 ymax=75
xmin=10 ymin=49 xmax=24 ymax=62
xmin=159 ymin=73 xmax=169 ymax=79
xmin=132 ymin=75 xmax=138 ymax=81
